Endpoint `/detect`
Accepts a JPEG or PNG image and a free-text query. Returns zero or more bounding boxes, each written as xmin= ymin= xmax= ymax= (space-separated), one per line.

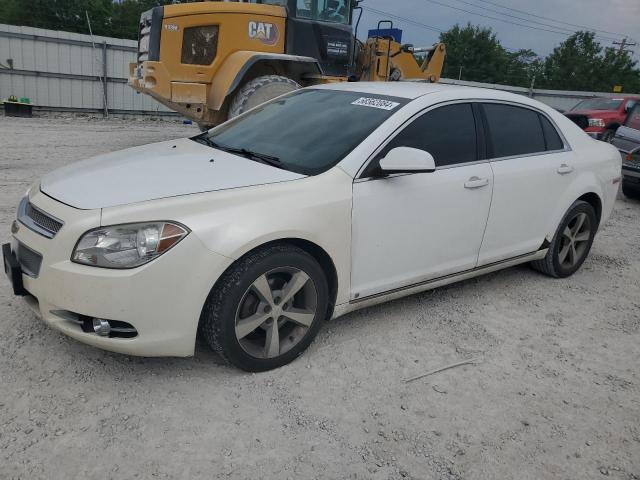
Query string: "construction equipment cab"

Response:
xmin=129 ymin=0 xmax=446 ymax=129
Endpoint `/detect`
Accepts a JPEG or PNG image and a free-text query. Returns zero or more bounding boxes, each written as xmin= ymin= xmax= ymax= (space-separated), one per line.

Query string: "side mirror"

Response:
xmin=379 ymin=147 xmax=436 ymax=174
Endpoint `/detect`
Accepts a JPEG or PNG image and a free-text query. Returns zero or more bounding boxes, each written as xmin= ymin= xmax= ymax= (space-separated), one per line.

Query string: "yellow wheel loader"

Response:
xmin=128 ymin=0 xmax=446 ymax=129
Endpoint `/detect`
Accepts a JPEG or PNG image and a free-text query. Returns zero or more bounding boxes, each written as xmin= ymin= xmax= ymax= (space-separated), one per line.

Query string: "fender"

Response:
xmin=209 ymin=51 xmax=322 ymax=110
xmin=544 ymin=169 xmax=604 ymax=241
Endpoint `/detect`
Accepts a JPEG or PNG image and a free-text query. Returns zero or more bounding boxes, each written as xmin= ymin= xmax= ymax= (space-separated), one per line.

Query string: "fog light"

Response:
xmin=93 ymin=318 xmax=111 ymax=337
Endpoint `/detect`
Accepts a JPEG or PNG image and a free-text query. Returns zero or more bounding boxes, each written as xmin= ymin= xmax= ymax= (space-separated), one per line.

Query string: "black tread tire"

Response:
xmin=530 ymin=200 xmax=598 ymax=278
xmin=228 ymin=75 xmax=300 ymax=119
xmin=622 ymin=183 xmax=640 ymax=200
xmin=601 ymin=129 xmax=616 ymax=143
xmin=200 ymin=243 xmax=328 ymax=372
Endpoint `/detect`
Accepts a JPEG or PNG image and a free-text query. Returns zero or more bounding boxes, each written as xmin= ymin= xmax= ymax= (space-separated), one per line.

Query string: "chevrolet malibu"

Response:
xmin=3 ymin=83 xmax=621 ymax=371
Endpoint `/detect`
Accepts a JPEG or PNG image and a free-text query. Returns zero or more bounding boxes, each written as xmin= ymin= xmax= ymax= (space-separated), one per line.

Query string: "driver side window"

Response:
xmin=364 ymin=103 xmax=478 ymax=177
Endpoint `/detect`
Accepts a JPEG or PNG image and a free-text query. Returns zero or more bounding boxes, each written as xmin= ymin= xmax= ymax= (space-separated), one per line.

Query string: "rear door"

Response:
xmin=477 ymin=102 xmax=574 ymax=266
xmin=351 ymin=102 xmax=494 ymax=299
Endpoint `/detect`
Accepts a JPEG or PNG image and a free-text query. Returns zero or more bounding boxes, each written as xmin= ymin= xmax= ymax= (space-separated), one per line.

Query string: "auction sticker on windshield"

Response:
xmin=351 ymin=97 xmax=400 ymax=110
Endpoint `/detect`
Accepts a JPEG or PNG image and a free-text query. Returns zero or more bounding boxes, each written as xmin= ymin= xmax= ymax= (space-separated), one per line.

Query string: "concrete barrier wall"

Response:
xmin=439 ymin=78 xmax=636 ymax=111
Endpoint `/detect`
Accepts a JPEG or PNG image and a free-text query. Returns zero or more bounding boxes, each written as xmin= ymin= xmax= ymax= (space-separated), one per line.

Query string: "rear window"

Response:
xmin=625 ymin=104 xmax=640 ymax=131
xmin=201 ymin=89 xmax=407 ymax=175
xmin=483 ymin=103 xmax=546 ymax=158
xmin=539 ymin=115 xmax=564 ymax=151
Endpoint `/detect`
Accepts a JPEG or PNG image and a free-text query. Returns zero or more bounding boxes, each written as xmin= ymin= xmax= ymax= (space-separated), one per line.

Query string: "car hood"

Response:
xmin=40 ymin=138 xmax=305 ymax=209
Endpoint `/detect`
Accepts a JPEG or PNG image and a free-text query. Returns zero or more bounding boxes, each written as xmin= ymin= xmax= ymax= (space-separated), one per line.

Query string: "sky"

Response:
xmin=357 ymin=0 xmax=640 ymax=60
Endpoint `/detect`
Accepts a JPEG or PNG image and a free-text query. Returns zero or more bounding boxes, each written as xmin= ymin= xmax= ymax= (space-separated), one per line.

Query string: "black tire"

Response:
xmin=531 ymin=200 xmax=598 ymax=278
xmin=200 ymin=244 xmax=328 ymax=372
xmin=622 ymin=183 xmax=640 ymax=200
xmin=228 ymin=75 xmax=300 ymax=119
xmin=600 ymin=129 xmax=616 ymax=143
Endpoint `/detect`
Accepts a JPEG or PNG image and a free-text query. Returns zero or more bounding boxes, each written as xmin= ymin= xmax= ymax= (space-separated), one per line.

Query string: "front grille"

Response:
xmin=26 ymin=203 xmax=63 ymax=235
xmin=17 ymin=242 xmax=42 ymax=277
xmin=565 ymin=114 xmax=589 ymax=130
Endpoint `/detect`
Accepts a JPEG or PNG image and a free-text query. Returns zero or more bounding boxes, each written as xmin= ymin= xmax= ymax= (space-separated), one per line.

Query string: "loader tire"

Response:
xmin=228 ymin=75 xmax=300 ymax=119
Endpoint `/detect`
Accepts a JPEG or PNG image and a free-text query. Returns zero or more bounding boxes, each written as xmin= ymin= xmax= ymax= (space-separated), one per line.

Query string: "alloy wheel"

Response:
xmin=234 ymin=267 xmax=318 ymax=359
xmin=558 ymin=212 xmax=592 ymax=268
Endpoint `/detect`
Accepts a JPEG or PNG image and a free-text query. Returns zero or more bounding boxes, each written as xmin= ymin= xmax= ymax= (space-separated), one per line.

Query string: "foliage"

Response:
xmin=539 ymin=31 xmax=640 ymax=92
xmin=0 ymin=0 xmax=167 ymax=39
xmin=438 ymin=23 xmax=539 ymax=88
xmin=440 ymin=25 xmax=639 ymax=93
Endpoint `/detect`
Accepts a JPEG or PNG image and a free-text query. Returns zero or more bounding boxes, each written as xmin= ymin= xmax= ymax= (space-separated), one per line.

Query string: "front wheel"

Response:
xmin=531 ymin=200 xmax=598 ymax=278
xmin=200 ymin=244 xmax=328 ymax=372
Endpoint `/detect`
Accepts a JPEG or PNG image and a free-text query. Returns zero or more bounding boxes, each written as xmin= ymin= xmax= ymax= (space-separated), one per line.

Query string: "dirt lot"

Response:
xmin=1 ymin=115 xmax=639 ymax=480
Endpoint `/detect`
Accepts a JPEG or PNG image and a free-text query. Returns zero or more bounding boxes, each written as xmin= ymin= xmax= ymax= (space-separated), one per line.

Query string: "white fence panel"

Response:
xmin=0 ymin=23 xmax=172 ymax=114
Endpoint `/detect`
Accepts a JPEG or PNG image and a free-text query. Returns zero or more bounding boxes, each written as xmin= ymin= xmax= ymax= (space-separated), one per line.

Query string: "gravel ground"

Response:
xmin=1 ymin=116 xmax=639 ymax=480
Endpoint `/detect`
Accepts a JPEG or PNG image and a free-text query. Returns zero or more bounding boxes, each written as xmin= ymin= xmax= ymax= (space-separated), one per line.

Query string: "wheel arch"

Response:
xmin=577 ymin=191 xmax=603 ymax=225
xmin=209 ymin=51 xmax=321 ymax=111
xmin=210 ymin=236 xmax=340 ymax=320
xmin=545 ymin=171 xmax=605 ymax=241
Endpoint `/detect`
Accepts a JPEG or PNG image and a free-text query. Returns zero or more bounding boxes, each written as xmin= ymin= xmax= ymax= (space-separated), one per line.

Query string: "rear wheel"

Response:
xmin=228 ymin=75 xmax=300 ymax=119
xmin=200 ymin=244 xmax=328 ymax=372
xmin=531 ymin=200 xmax=598 ymax=278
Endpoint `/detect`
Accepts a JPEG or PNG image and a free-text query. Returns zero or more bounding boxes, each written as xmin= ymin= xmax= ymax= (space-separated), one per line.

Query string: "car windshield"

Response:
xmin=625 ymin=104 xmax=640 ymax=130
xmin=296 ymin=0 xmax=352 ymax=24
xmin=196 ymin=89 xmax=407 ymax=175
xmin=572 ymin=98 xmax=623 ymax=111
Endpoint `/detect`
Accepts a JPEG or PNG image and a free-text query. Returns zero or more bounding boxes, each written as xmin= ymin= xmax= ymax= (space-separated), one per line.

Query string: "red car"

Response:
xmin=565 ymin=96 xmax=639 ymax=143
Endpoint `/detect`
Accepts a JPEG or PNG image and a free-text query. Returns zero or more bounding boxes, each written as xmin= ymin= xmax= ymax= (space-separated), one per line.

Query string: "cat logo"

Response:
xmin=248 ymin=21 xmax=279 ymax=46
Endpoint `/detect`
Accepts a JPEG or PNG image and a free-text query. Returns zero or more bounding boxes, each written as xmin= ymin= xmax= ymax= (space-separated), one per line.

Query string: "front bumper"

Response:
xmin=5 ymin=189 xmax=233 ymax=357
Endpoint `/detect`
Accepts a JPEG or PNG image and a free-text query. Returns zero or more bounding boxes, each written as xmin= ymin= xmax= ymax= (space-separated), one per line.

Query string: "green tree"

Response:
xmin=0 ymin=0 xmax=114 ymax=36
xmin=0 ymin=0 xmax=169 ymax=39
xmin=110 ymin=0 xmax=165 ymax=39
xmin=540 ymin=31 xmax=640 ymax=92
xmin=438 ymin=23 xmax=539 ymax=87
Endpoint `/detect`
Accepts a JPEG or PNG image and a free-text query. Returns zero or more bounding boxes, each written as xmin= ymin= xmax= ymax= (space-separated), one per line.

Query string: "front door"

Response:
xmin=351 ymin=103 xmax=493 ymax=299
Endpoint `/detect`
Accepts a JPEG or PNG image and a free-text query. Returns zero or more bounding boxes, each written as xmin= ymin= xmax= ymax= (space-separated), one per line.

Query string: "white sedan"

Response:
xmin=3 ymin=83 xmax=621 ymax=371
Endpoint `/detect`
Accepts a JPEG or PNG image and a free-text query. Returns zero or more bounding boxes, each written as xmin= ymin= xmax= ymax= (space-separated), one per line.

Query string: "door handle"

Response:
xmin=557 ymin=164 xmax=574 ymax=175
xmin=464 ymin=176 xmax=490 ymax=189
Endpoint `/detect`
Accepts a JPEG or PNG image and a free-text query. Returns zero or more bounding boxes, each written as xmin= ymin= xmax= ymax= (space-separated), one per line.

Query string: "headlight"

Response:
xmin=588 ymin=118 xmax=605 ymax=128
xmin=72 ymin=222 xmax=189 ymax=268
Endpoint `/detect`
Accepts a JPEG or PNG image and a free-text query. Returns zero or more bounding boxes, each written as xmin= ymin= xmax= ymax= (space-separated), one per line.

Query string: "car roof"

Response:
xmin=312 ymin=81 xmax=543 ymax=105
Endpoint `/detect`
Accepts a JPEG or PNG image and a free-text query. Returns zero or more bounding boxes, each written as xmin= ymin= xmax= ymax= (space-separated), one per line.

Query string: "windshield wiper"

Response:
xmin=194 ymin=135 xmax=284 ymax=169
